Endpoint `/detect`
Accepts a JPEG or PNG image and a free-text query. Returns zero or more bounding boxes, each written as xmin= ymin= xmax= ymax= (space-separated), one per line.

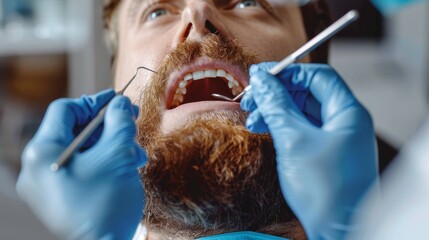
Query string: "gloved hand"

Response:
xmin=16 ymin=90 xmax=146 ymax=240
xmin=241 ymin=63 xmax=378 ymax=239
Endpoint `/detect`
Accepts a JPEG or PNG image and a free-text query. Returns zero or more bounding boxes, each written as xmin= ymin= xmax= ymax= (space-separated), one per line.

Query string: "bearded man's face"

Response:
xmin=113 ymin=0 xmax=309 ymax=238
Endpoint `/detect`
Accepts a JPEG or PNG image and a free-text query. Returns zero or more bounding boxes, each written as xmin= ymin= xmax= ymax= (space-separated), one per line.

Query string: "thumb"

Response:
xmin=70 ymin=96 xmax=144 ymax=179
xmin=304 ymin=65 xmax=357 ymax=126
xmin=100 ymin=95 xmax=138 ymax=143
xmin=250 ymin=65 xmax=310 ymax=132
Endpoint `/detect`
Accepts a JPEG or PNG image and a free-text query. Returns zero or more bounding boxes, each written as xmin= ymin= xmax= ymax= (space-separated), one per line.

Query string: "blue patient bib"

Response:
xmin=197 ymin=231 xmax=289 ymax=240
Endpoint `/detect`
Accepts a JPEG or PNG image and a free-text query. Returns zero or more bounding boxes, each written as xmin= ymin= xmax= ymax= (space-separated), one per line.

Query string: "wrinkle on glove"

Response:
xmin=17 ymin=90 xmax=146 ymax=240
xmin=242 ymin=63 xmax=378 ymax=240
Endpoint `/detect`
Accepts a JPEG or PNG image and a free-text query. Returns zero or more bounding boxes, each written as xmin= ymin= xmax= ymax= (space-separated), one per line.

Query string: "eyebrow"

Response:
xmin=260 ymin=0 xmax=274 ymax=12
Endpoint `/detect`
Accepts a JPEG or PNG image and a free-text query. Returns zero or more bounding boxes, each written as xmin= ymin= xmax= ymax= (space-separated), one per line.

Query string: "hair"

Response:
xmin=102 ymin=0 xmax=332 ymax=65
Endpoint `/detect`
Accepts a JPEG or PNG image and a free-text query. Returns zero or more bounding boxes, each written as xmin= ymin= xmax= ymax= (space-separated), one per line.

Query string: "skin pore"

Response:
xmin=111 ymin=0 xmax=311 ymax=239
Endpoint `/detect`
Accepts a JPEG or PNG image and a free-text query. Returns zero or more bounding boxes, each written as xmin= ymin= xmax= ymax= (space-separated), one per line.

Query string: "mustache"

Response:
xmin=161 ymin=34 xmax=255 ymax=79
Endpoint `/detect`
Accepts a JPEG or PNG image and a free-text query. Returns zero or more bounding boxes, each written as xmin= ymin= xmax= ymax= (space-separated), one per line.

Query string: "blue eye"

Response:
xmin=235 ymin=0 xmax=260 ymax=9
xmin=147 ymin=8 xmax=168 ymax=21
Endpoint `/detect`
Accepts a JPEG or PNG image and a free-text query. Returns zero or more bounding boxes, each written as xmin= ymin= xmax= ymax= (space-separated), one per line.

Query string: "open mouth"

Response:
xmin=168 ymin=68 xmax=245 ymax=109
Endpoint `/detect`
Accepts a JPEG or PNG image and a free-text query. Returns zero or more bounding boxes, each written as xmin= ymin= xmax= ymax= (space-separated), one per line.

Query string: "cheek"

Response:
xmin=238 ymin=23 xmax=306 ymax=62
xmin=115 ymin=60 xmax=154 ymax=104
xmin=115 ymin=36 xmax=173 ymax=103
xmin=224 ymin=10 xmax=307 ymax=62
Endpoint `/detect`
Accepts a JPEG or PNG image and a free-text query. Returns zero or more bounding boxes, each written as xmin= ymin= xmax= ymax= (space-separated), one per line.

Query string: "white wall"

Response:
xmin=330 ymin=1 xmax=429 ymax=148
xmin=67 ymin=0 xmax=112 ymax=98
xmin=388 ymin=2 xmax=429 ymax=96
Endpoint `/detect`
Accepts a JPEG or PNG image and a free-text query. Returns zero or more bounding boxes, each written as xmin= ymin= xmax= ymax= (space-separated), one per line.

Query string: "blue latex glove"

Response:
xmin=16 ymin=90 xmax=146 ymax=240
xmin=241 ymin=63 xmax=378 ymax=240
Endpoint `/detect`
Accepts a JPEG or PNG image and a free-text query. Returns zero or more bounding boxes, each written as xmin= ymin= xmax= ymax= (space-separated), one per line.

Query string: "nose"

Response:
xmin=175 ymin=1 xmax=222 ymax=45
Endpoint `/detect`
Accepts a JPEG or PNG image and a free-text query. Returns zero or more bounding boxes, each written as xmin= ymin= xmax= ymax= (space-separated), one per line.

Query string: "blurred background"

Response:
xmin=0 ymin=0 xmax=427 ymax=239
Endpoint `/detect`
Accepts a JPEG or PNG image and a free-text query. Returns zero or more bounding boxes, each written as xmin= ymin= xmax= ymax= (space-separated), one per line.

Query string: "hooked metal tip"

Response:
xmin=211 ymin=94 xmax=234 ymax=101
xmin=51 ymin=65 xmax=158 ymax=173
xmin=118 ymin=66 xmax=158 ymax=95
xmin=212 ymin=85 xmax=251 ymax=102
xmin=137 ymin=66 xmax=158 ymax=74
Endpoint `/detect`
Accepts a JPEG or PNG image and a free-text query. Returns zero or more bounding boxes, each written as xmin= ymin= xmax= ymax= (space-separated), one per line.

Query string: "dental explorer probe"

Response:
xmin=50 ymin=66 xmax=157 ymax=172
xmin=212 ymin=10 xmax=359 ymax=102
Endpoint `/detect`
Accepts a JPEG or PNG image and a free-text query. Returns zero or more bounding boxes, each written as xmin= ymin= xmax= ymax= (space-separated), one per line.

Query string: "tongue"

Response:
xmin=183 ymin=78 xmax=234 ymax=104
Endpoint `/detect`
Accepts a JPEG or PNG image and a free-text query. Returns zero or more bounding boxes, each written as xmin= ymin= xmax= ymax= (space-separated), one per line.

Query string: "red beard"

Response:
xmin=135 ymin=34 xmax=301 ymax=238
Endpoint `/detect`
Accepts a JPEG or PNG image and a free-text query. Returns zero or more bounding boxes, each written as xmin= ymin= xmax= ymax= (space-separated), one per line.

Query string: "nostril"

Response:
xmin=183 ymin=23 xmax=193 ymax=40
xmin=205 ymin=20 xmax=218 ymax=34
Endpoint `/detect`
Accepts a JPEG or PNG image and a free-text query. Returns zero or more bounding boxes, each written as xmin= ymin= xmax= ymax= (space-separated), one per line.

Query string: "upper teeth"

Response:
xmin=171 ymin=68 xmax=243 ymax=108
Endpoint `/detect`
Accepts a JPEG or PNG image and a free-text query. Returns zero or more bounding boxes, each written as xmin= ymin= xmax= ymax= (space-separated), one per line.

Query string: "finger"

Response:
xmin=71 ymin=141 xmax=146 ymax=180
xmin=255 ymin=63 xmax=311 ymax=93
xmin=80 ymin=124 xmax=104 ymax=149
xmin=135 ymin=144 xmax=148 ymax=168
xmin=132 ymin=104 xmax=140 ymax=118
xmin=251 ymin=63 xmax=322 ymax=125
xmin=246 ymin=110 xmax=270 ymax=134
xmin=303 ymin=64 xmax=359 ymax=125
xmin=262 ymin=63 xmax=358 ymax=127
xmin=250 ymin=66 xmax=309 ymax=131
xmin=22 ymin=89 xmax=115 ymax=167
xmin=251 ymin=62 xmax=278 ymax=73
xmin=296 ymin=92 xmax=322 ymax=127
xmin=71 ymin=96 xmax=143 ymax=179
xmin=33 ymin=89 xmax=115 ymax=145
xmin=72 ymin=89 xmax=117 ymax=126
xmin=100 ymin=96 xmax=138 ymax=143
xmin=79 ymin=104 xmax=139 ymax=149
xmin=240 ymin=89 xmax=257 ymax=112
